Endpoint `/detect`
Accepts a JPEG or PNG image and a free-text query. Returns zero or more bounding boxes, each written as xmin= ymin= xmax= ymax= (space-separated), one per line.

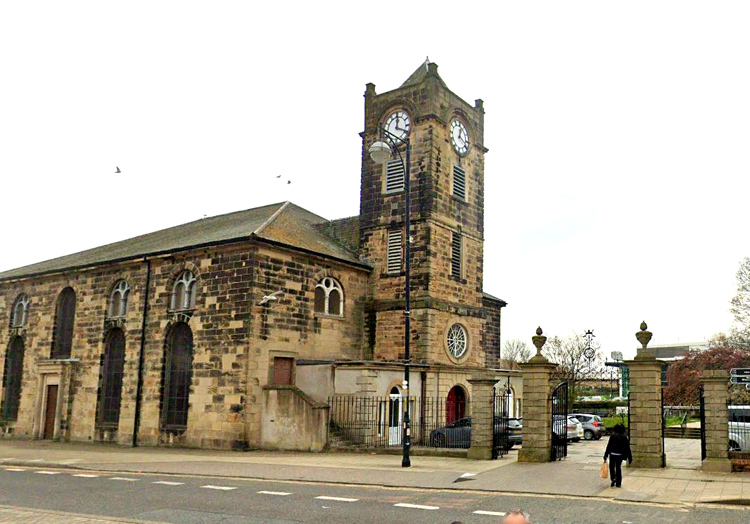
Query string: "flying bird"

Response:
xmin=259 ymin=290 xmax=284 ymax=305
xmin=276 ymin=174 xmax=281 ymax=178
xmin=287 ymin=180 xmax=291 ymax=184
xmin=115 ymin=167 xmax=121 ymax=173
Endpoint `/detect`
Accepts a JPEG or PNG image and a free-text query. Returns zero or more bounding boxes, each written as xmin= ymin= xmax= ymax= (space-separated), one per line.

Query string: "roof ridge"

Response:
xmin=253 ymin=201 xmax=291 ymax=236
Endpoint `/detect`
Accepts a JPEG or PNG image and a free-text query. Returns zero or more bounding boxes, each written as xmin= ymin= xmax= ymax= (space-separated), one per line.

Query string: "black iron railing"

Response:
xmin=328 ymin=395 xmax=473 ymax=449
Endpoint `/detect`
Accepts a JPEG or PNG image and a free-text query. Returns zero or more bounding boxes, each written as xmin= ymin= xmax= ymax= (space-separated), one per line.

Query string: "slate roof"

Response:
xmin=482 ymin=292 xmax=508 ymax=306
xmin=0 ymin=202 xmax=367 ymax=281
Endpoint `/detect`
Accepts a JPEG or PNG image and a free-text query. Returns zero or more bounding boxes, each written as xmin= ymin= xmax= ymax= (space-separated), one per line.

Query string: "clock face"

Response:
xmin=450 ymin=119 xmax=469 ymax=155
xmin=384 ymin=110 xmax=411 ymax=142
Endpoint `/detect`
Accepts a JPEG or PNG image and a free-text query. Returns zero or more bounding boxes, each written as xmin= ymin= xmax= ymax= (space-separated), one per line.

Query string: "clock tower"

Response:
xmin=359 ymin=61 xmax=490 ymax=368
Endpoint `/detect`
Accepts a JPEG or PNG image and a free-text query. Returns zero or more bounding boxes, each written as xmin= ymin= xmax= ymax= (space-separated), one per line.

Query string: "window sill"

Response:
xmin=314 ymin=313 xmax=345 ymax=320
xmin=450 ymin=195 xmax=468 ymax=205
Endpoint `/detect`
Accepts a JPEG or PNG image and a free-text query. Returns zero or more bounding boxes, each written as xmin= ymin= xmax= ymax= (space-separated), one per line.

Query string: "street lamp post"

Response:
xmin=369 ymin=128 xmax=412 ymax=468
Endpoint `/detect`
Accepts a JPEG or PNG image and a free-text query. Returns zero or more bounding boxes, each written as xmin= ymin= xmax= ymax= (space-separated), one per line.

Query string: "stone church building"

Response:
xmin=0 ymin=62 xmax=521 ymax=450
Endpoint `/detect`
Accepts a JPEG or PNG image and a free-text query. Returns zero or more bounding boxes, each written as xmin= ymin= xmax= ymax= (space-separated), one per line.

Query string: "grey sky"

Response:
xmin=2 ymin=1 xmax=748 ymax=359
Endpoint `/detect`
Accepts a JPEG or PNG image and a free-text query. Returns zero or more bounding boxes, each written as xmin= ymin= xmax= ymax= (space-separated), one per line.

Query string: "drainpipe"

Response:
xmin=132 ymin=258 xmax=151 ymax=446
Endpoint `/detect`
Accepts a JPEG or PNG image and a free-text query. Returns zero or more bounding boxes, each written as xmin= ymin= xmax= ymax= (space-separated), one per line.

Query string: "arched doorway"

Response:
xmin=446 ymin=385 xmax=466 ymax=425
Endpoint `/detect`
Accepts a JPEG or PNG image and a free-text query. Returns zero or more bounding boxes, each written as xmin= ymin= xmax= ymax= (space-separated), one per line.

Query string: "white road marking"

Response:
xmin=153 ymin=481 xmax=185 ymax=486
xmin=315 ymin=496 xmax=359 ymax=502
xmin=460 ymin=472 xmax=477 ymax=478
xmin=0 ymin=458 xmax=15 ymax=461
xmin=5 ymin=468 xmax=26 ymax=472
xmin=110 ymin=477 xmax=139 ymax=482
xmin=474 ymin=510 xmax=507 ymax=516
xmin=58 ymin=459 xmax=83 ymax=464
xmin=73 ymin=474 xmax=99 ymax=478
xmin=201 ymin=485 xmax=237 ymax=491
xmin=257 ymin=490 xmax=292 ymax=496
xmin=26 ymin=459 xmax=44 ymax=463
xmin=394 ymin=503 xmax=440 ymax=510
xmin=35 ymin=471 xmax=60 ymax=475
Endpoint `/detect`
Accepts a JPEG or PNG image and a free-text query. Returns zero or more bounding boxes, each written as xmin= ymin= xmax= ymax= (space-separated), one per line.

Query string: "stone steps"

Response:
xmin=664 ymin=426 xmax=702 ymax=439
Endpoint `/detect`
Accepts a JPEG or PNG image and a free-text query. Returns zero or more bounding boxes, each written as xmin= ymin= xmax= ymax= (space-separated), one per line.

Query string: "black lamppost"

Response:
xmin=369 ymin=128 xmax=411 ymax=468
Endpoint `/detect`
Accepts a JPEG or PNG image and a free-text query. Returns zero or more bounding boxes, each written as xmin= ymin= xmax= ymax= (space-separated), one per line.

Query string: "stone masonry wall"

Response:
xmin=0 ymin=239 xmax=369 ymax=450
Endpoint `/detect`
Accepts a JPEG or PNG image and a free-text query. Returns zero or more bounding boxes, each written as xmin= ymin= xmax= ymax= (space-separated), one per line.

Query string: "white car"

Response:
xmin=567 ymin=415 xmax=583 ymax=442
xmin=729 ymin=405 xmax=750 ymax=452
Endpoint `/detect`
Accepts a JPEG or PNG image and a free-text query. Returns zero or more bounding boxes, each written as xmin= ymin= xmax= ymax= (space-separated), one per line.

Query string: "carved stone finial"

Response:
xmin=528 ymin=326 xmax=550 ymax=364
xmin=635 ymin=320 xmax=653 ymax=356
xmin=532 ymin=327 xmax=547 ymax=355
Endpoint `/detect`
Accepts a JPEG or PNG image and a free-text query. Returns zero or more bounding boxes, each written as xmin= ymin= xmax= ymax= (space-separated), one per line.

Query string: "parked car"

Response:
xmin=429 ymin=417 xmax=523 ymax=449
xmin=568 ymin=413 xmax=606 ymax=440
xmin=728 ymin=405 xmax=750 ymax=452
xmin=553 ymin=415 xmax=583 ymax=442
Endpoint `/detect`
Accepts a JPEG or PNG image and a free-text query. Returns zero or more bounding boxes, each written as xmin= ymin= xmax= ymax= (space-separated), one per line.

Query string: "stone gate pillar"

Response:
xmin=518 ymin=327 xmax=557 ymax=463
xmin=467 ymin=373 xmax=499 ymax=460
xmin=701 ymin=370 xmax=732 ymax=472
xmin=625 ymin=321 xmax=665 ymax=468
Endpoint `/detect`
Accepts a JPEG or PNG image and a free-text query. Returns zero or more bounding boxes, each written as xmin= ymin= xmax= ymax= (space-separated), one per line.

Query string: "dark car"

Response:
xmin=429 ymin=417 xmax=522 ymax=449
xmin=568 ymin=413 xmax=606 ymax=440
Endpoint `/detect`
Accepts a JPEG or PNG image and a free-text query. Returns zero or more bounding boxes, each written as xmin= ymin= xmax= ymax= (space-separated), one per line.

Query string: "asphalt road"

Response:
xmin=1 ymin=466 xmax=748 ymax=524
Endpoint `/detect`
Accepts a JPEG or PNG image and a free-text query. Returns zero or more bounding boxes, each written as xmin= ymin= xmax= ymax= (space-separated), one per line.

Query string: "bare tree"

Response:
xmin=502 ymin=339 xmax=532 ymax=368
xmin=730 ymin=257 xmax=750 ymax=348
xmin=542 ymin=332 xmax=604 ymax=402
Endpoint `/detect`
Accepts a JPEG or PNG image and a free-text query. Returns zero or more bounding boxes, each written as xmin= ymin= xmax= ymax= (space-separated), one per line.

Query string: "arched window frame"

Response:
xmin=52 ymin=287 xmax=76 ymax=359
xmin=96 ymin=329 xmax=126 ymax=429
xmin=11 ymin=294 xmax=30 ymax=328
xmin=314 ymin=277 xmax=344 ymax=316
xmin=170 ymin=271 xmax=197 ymax=311
xmin=1 ymin=336 xmax=25 ymax=421
xmin=160 ymin=322 xmax=194 ymax=431
xmin=107 ymin=280 xmax=130 ymax=319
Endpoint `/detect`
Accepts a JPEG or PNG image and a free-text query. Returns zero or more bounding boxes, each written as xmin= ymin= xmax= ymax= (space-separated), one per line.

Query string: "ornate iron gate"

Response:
xmin=551 ymin=382 xmax=568 ymax=461
xmin=699 ymin=385 xmax=706 ymax=460
xmin=492 ymin=391 xmax=509 ymax=459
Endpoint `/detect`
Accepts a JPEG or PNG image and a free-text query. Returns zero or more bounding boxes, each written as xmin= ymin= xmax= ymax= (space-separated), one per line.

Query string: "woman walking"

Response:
xmin=603 ymin=423 xmax=632 ymax=487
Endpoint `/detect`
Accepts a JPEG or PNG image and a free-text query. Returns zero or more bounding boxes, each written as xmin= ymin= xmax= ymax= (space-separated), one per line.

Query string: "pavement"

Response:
xmin=1 ymin=437 xmax=749 ymax=508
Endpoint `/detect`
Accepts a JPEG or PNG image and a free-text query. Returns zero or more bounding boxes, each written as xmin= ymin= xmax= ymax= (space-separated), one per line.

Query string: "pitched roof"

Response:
xmin=0 ymin=202 xmax=367 ymax=281
xmin=483 ymin=292 xmax=508 ymax=306
xmin=400 ymin=59 xmax=448 ymax=89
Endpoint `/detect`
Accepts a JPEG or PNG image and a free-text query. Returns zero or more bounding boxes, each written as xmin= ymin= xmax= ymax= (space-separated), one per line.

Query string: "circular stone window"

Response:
xmin=446 ymin=323 xmax=468 ymax=360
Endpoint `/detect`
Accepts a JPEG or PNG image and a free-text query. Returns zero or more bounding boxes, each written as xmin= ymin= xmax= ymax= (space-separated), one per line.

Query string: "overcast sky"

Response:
xmin=2 ymin=1 xmax=749 ymax=359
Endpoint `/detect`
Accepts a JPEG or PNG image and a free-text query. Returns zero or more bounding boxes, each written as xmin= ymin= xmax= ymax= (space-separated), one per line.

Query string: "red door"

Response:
xmin=43 ymin=385 xmax=58 ymax=440
xmin=446 ymin=386 xmax=466 ymax=425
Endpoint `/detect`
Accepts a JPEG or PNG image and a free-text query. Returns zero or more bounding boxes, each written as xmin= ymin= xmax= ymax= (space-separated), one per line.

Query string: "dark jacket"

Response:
xmin=604 ymin=433 xmax=632 ymax=462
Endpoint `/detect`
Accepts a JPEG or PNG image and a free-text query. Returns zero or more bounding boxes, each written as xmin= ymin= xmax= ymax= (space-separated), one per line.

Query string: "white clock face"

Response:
xmin=450 ymin=119 xmax=469 ymax=155
xmin=384 ymin=110 xmax=411 ymax=141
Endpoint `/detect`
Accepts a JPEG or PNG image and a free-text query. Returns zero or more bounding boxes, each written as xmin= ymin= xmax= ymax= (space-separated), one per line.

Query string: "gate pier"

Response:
xmin=701 ymin=370 xmax=732 ymax=472
xmin=518 ymin=327 xmax=558 ymax=463
xmin=625 ymin=322 xmax=665 ymax=469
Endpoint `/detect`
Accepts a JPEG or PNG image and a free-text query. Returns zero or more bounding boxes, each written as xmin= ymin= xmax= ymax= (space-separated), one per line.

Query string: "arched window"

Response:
xmin=52 ymin=288 xmax=76 ymax=359
xmin=161 ymin=322 xmax=194 ymax=430
xmin=97 ymin=329 xmax=126 ymax=428
xmin=11 ymin=294 xmax=29 ymax=328
xmin=108 ymin=280 xmax=130 ymax=318
xmin=1 ymin=337 xmax=25 ymax=421
xmin=170 ymin=271 xmax=197 ymax=311
xmin=314 ymin=278 xmax=344 ymax=316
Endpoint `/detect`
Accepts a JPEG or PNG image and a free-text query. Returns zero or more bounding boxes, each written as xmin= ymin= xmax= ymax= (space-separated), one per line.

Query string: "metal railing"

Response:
xmin=728 ymin=404 xmax=750 ymax=453
xmin=328 ymin=395 xmax=471 ymax=449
